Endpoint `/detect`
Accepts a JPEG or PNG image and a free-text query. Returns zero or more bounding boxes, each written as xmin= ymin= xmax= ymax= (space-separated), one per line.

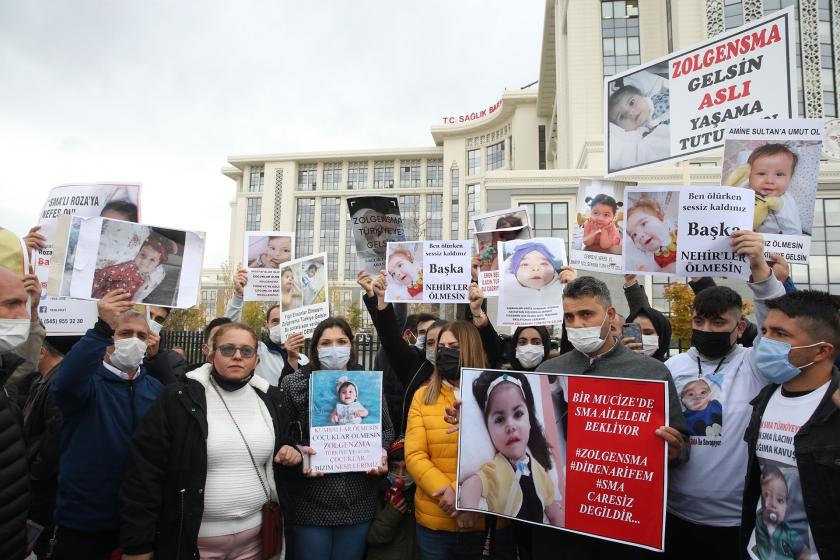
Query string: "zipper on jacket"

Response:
xmin=177 ymin=487 xmax=185 ymax=558
xmin=401 ymin=363 xmax=426 ymax=437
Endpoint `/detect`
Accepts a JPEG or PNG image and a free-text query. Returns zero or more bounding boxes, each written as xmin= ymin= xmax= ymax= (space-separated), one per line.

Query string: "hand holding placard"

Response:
xmin=731 ymin=230 xmax=771 ymax=282
xmin=97 ymin=290 xmax=134 ymax=330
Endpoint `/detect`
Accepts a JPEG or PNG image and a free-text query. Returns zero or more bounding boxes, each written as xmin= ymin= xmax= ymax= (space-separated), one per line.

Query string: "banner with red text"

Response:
xmin=457 ymin=369 xmax=667 ymax=551
xmin=604 ymin=7 xmax=796 ymax=175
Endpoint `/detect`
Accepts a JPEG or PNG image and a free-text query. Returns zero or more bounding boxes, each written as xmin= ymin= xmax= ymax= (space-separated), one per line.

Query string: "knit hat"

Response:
xmin=508 ymin=242 xmax=557 ymax=273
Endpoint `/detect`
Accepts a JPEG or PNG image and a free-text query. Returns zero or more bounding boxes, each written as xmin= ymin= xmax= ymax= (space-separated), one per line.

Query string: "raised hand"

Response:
xmin=97 ymin=290 xmax=134 ymax=329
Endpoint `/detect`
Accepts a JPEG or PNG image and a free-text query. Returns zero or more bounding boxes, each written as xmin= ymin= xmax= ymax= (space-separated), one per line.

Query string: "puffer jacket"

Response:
xmin=405 ymin=382 xmax=487 ymax=532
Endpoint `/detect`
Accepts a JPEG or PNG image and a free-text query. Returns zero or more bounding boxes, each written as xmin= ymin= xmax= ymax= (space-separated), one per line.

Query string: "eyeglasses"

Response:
xmin=216 ymin=344 xmax=257 ymax=358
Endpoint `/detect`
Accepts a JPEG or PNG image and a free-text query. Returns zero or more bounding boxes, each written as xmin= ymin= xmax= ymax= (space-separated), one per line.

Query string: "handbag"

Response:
xmin=210 ymin=380 xmax=283 ymax=560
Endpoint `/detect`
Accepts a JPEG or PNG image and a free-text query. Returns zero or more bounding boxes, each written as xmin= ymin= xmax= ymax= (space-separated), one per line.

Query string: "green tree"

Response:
xmin=663 ymin=282 xmax=693 ymax=344
xmin=345 ymin=302 xmax=363 ymax=332
xmin=242 ymin=301 xmax=270 ymax=337
xmin=165 ymin=305 xmax=206 ymax=331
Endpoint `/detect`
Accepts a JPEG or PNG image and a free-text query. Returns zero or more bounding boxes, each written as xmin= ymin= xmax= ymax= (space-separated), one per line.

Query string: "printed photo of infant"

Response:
xmin=500 ymin=240 xmax=566 ymax=307
xmin=348 ymin=197 xmax=406 ymax=270
xmin=573 ymin=193 xmax=623 ymax=255
xmin=385 ymin=242 xmax=423 ymax=301
xmin=475 ymin=220 xmax=530 ymax=273
xmin=750 ymin=465 xmax=812 ymax=560
xmin=280 ymin=255 xmax=326 ymax=312
xmin=310 ymin=370 xmax=382 ymax=429
xmin=623 ymin=190 xmax=679 ymax=274
xmin=247 ymin=234 xmax=293 ymax=269
xmin=675 ymin=375 xmax=724 ymax=438
xmin=330 ymin=376 xmax=369 ymax=425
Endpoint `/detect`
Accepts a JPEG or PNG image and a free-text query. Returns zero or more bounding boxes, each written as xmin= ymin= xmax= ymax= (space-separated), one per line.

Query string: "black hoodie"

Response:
xmin=626 ymin=306 xmax=672 ymax=361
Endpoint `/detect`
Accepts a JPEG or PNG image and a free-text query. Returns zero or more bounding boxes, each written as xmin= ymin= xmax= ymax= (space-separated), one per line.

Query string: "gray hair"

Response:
xmin=119 ymin=309 xmax=147 ymax=325
xmin=563 ymin=276 xmax=612 ymax=309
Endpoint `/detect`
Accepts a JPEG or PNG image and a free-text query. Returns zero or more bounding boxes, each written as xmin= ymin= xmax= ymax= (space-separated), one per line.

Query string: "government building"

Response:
xmin=219 ymin=0 xmax=840 ymax=325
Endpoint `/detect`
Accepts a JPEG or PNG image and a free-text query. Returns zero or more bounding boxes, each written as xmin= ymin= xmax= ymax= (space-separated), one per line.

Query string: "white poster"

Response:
xmin=347 ymin=196 xmax=405 ymax=276
xmin=497 ymin=237 xmax=567 ymax=326
xmin=35 ymin=183 xmax=141 ymax=335
xmin=57 ymin=216 xmax=205 ymax=308
xmin=623 ymin=186 xmax=755 ymax=279
xmin=722 ymin=119 xmax=823 ymax=264
xmin=605 ymin=8 xmax=796 ymax=175
xmin=472 ymin=207 xmax=532 ymax=296
xmin=570 ymin=180 xmax=627 ymax=274
xmin=384 ymin=240 xmax=471 ymax=303
xmin=278 ymin=252 xmax=329 ymax=342
xmin=242 ymin=231 xmax=295 ymax=301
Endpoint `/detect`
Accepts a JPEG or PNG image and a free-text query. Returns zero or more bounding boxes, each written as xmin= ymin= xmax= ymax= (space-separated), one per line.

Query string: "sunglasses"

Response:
xmin=216 ymin=344 xmax=257 ymax=358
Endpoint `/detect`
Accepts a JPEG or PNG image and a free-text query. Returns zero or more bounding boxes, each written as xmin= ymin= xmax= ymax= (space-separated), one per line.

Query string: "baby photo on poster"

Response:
xmin=570 ymin=179 xmax=628 ymax=273
xmin=497 ymin=238 xmax=567 ymax=326
xmin=623 ymin=189 xmax=679 ymax=275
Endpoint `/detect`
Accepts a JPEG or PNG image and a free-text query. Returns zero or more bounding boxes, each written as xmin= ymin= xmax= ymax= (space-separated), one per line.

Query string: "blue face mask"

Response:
xmin=425 ymin=348 xmax=436 ymax=364
xmin=755 ymin=337 xmax=823 ymax=384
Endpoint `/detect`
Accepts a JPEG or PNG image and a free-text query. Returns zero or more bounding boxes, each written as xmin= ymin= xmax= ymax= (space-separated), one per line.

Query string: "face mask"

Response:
xmin=387 ymin=471 xmax=414 ymax=488
xmin=515 ymin=344 xmax=544 ymax=369
xmin=755 ymin=337 xmax=823 ymax=384
xmin=691 ymin=328 xmax=736 ymax=360
xmin=0 ymin=318 xmax=30 ymax=353
xmin=268 ymin=324 xmax=283 ymax=344
xmin=425 ymin=348 xmax=436 ymax=364
xmin=642 ymin=335 xmax=659 ymax=357
xmin=414 ymin=335 xmax=426 ymax=350
xmin=318 ymin=346 xmax=351 ymax=370
xmin=435 ymin=347 xmax=461 ymax=381
xmin=148 ymin=319 xmax=164 ymax=335
xmin=567 ymin=313 xmax=608 ymax=355
xmin=109 ymin=337 xmax=148 ymax=371
xmin=211 ymin=366 xmax=254 ymax=391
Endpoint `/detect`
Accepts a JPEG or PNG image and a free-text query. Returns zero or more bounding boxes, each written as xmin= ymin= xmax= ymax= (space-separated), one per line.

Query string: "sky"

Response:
xmin=0 ymin=1 xmax=545 ymax=267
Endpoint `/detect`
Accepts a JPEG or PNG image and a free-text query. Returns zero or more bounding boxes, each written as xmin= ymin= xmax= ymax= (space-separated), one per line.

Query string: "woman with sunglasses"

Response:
xmin=119 ymin=322 xmax=302 ymax=560
xmin=279 ymin=316 xmax=395 ymax=560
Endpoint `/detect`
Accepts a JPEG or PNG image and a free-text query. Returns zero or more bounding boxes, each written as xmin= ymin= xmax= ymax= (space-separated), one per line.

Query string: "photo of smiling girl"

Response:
xmin=384 ymin=242 xmax=423 ymax=301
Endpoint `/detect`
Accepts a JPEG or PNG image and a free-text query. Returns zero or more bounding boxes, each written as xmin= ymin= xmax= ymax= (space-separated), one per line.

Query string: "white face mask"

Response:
xmin=414 ymin=335 xmax=426 ymax=350
xmin=0 ymin=318 xmax=30 ymax=353
xmin=268 ymin=324 xmax=283 ymax=344
xmin=515 ymin=344 xmax=544 ymax=368
xmin=318 ymin=346 xmax=351 ymax=370
xmin=109 ymin=337 xmax=148 ymax=371
xmin=566 ymin=313 xmax=609 ymax=355
xmin=642 ymin=334 xmax=659 ymax=357
xmin=148 ymin=319 xmax=164 ymax=335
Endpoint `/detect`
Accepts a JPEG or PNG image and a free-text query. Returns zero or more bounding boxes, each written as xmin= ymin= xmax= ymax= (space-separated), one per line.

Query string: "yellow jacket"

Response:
xmin=405 ymin=382 xmax=488 ymax=532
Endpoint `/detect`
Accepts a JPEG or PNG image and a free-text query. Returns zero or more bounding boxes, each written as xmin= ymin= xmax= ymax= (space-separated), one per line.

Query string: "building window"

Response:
xmin=249 ymin=165 xmax=264 ymax=193
xmin=348 ymin=162 xmax=368 ymax=189
xmin=320 ymin=198 xmax=340 ymax=279
xmin=467 ymin=184 xmax=480 ymax=236
xmin=601 ymin=0 xmax=641 ymax=76
xmin=344 ymin=210 xmax=358 ymax=280
xmin=538 ymin=125 xmax=547 ymax=170
xmin=323 ymin=163 xmax=342 ymax=191
xmin=427 ymin=194 xmax=443 ymax=239
xmin=245 ymin=198 xmax=262 ymax=231
xmin=723 ymin=0 xmax=743 ymax=30
xmin=790 ymin=198 xmax=840 ymax=294
xmin=373 ymin=161 xmax=394 ymax=189
xmin=399 ymin=195 xmax=421 ymax=239
xmin=295 ymin=198 xmax=315 ymax=256
xmin=487 ymin=141 xmax=505 ymax=171
xmin=467 ymin=149 xmax=481 ymax=176
xmin=201 ymin=289 xmax=216 ymax=319
xmin=400 ymin=160 xmax=420 ymax=188
xmin=764 ymin=0 xmax=805 ymax=117
xmin=427 ymin=160 xmax=444 ymax=187
xmin=520 ymin=202 xmax=569 ymax=241
xmin=297 ymin=164 xmax=317 ymax=191
xmin=450 ymin=166 xmax=460 ymax=239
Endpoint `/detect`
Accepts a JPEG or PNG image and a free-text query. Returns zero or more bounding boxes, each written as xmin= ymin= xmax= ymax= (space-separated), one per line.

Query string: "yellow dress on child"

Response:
xmin=476 ymin=451 xmax=556 ymax=519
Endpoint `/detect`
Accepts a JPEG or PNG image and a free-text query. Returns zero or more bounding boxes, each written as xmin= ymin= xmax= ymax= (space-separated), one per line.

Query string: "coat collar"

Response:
xmin=187 ymin=362 xmax=270 ymax=394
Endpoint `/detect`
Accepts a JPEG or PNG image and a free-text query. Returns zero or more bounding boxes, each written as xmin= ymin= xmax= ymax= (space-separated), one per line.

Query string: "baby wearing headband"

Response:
xmin=330 ymin=376 xmax=369 ymax=425
xmin=459 ymin=371 xmax=563 ymax=526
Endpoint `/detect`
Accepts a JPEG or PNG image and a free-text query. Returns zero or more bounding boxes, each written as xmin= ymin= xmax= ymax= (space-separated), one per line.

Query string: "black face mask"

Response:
xmin=691 ymin=328 xmax=736 ymax=360
xmin=210 ymin=367 xmax=254 ymax=392
xmin=435 ymin=347 xmax=461 ymax=381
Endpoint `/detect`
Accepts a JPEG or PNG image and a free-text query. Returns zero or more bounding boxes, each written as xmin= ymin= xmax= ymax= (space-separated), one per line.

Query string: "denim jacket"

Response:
xmin=741 ymin=367 xmax=840 ymax=559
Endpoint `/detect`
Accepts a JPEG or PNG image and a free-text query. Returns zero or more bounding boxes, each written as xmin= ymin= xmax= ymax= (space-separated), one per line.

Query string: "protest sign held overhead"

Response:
xmin=242 ymin=231 xmax=295 ymax=301
xmin=605 ymin=7 xmax=796 ymax=175
xmin=722 ymin=119 xmax=823 ymax=264
xmin=0 ymin=228 xmax=29 ymax=280
xmin=570 ymin=180 xmax=627 ymax=274
xmin=308 ymin=370 xmax=383 ymax=474
xmin=347 ymin=196 xmax=405 ymax=275
xmin=497 ymin=237 xmax=567 ymax=326
xmin=472 ymin=207 xmax=532 ymax=296
xmin=278 ymin=252 xmax=329 ymax=341
xmin=35 ymin=183 xmax=142 ymax=335
xmin=384 ymin=240 xmax=471 ymax=303
xmin=457 ymin=369 xmax=668 ymax=552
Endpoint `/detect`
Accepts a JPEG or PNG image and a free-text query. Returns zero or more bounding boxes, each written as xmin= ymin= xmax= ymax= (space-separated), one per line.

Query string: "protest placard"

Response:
xmin=35 ymin=183 xmax=142 ymax=335
xmin=623 ymin=186 xmax=755 ymax=278
xmin=722 ymin=119 xmax=823 ymax=264
xmin=457 ymin=369 xmax=667 ymax=551
xmin=52 ymin=216 xmax=204 ymax=308
xmin=472 ymin=207 xmax=532 ymax=296
xmin=308 ymin=370 xmax=383 ymax=474
xmin=605 ymin=7 xmax=796 ymax=175
xmin=570 ymin=180 xmax=627 ymax=273
xmin=277 ymin=252 xmax=329 ymax=341
xmin=384 ymin=240 xmax=471 ymax=303
xmin=0 ymin=227 xmax=29 ymax=280
xmin=242 ymin=231 xmax=295 ymax=301
xmin=347 ymin=196 xmax=405 ymax=275
xmin=497 ymin=237 xmax=567 ymax=326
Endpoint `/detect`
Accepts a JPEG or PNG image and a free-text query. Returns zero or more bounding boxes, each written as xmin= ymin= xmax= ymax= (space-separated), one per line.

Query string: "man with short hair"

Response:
xmin=663 ymin=232 xmax=786 ymax=559
xmin=741 ymin=289 xmax=840 ymax=559
xmin=142 ymin=304 xmax=189 ymax=384
xmin=51 ymin=289 xmax=164 ymax=559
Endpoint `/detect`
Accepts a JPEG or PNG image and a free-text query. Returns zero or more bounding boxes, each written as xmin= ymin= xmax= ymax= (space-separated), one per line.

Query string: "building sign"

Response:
xmin=441 ymin=99 xmax=503 ymax=125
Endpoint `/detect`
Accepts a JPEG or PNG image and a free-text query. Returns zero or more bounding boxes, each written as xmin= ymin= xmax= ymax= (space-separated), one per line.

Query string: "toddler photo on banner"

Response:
xmin=570 ymin=179 xmax=629 ymax=273
xmin=384 ymin=240 xmax=471 ymax=303
xmin=242 ymin=231 xmax=295 ymax=301
xmin=278 ymin=252 xmax=329 ymax=341
xmin=457 ymin=369 xmax=668 ymax=551
xmin=308 ymin=370 xmax=383 ymax=474
xmin=497 ymin=237 xmax=567 ymax=326
xmin=471 ymin=207 xmax=532 ymax=296
xmin=721 ymin=118 xmax=823 ymax=264
xmin=347 ymin=195 xmax=405 ymax=275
